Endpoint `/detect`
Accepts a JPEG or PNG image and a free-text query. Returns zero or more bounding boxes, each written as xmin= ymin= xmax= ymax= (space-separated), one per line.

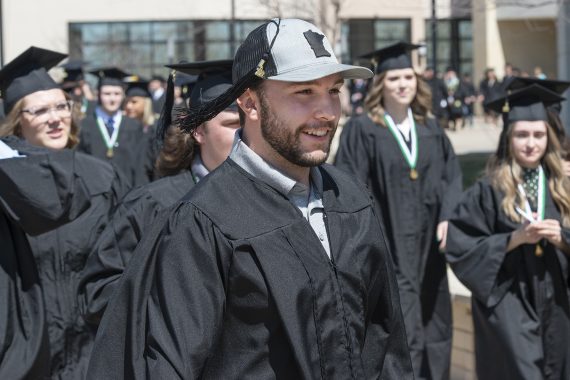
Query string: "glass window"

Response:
xmin=374 ymin=20 xmax=410 ymax=44
xmin=130 ymin=22 xmax=151 ymax=42
xmin=206 ymin=22 xmax=230 ymax=41
xmin=206 ymin=42 xmax=231 ymax=60
xmin=152 ymin=22 xmax=178 ymax=42
xmin=458 ymin=20 xmax=472 ymax=38
xmin=110 ymin=23 xmax=128 ymax=43
xmin=82 ymin=24 xmax=109 ymax=44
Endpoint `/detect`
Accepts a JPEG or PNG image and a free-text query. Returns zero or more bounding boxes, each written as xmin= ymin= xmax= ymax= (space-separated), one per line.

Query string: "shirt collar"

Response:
xmin=95 ymin=106 xmax=121 ymax=123
xmin=190 ymin=152 xmax=209 ymax=183
xmin=229 ymin=129 xmax=323 ymax=198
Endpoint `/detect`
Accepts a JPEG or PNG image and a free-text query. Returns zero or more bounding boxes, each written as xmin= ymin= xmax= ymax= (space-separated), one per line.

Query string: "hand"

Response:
xmin=508 ymin=222 xmax=542 ymax=251
xmin=533 ymin=219 xmax=565 ymax=249
xmin=436 ymin=221 xmax=449 ymax=252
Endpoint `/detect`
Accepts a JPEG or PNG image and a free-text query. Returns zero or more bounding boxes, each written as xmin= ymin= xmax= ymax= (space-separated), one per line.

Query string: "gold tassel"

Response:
xmin=255 ymin=59 xmax=266 ymax=79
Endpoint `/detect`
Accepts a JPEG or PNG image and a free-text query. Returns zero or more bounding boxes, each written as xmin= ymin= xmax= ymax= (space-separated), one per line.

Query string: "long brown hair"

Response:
xmin=364 ymin=70 xmax=432 ymax=126
xmin=154 ymin=124 xmax=196 ymax=178
xmin=0 ymin=91 xmax=80 ymax=148
xmin=487 ymin=121 xmax=570 ymax=226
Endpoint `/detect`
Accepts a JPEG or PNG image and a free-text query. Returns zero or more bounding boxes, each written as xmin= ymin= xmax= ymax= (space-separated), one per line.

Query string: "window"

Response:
xmin=69 ymin=20 xmax=264 ymax=79
xmin=425 ymin=19 xmax=473 ymax=76
xmin=342 ymin=19 xmax=411 ymax=63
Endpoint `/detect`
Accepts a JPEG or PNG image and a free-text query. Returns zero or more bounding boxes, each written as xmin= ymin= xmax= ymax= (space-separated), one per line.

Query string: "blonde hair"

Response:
xmin=364 ymin=70 xmax=432 ymax=127
xmin=0 ymin=92 xmax=80 ymax=149
xmin=141 ymin=97 xmax=156 ymax=128
xmin=487 ymin=122 xmax=570 ymax=227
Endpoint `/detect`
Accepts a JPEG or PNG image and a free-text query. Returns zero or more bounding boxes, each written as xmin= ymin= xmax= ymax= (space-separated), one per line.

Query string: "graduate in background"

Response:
xmin=335 ymin=42 xmax=462 ymax=380
xmin=123 ymin=75 xmax=156 ymax=134
xmin=59 ymin=60 xmax=96 ymax=119
xmin=79 ymin=60 xmax=239 ymax=324
xmin=77 ymin=67 xmax=150 ymax=187
xmin=447 ymin=84 xmax=570 ymax=379
xmin=87 ymin=18 xmax=412 ymax=379
xmin=0 ymin=47 xmax=130 ymax=379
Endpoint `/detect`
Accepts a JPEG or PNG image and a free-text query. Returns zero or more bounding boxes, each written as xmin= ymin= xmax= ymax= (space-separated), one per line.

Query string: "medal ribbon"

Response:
xmin=96 ymin=114 xmax=122 ymax=152
xmin=515 ymin=166 xmax=546 ymax=223
xmin=384 ymin=108 xmax=418 ymax=171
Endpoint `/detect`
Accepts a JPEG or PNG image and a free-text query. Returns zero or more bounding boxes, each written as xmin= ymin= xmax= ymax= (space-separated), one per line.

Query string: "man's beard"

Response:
xmin=259 ymin=96 xmax=336 ymax=167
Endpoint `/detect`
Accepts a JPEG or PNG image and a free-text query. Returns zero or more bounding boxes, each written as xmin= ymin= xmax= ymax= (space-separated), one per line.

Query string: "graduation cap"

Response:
xmin=174 ymin=72 xmax=198 ymax=99
xmin=124 ymin=75 xmax=151 ymax=98
xmin=89 ymin=67 xmax=130 ymax=88
xmin=360 ymin=41 xmax=422 ymax=74
xmin=156 ymin=59 xmax=235 ymax=140
xmin=486 ymin=84 xmax=565 ymax=124
xmin=60 ymin=60 xmax=88 ymax=83
xmin=173 ymin=18 xmax=372 ymax=135
xmin=506 ymin=77 xmax=570 ymax=95
xmin=0 ymin=46 xmax=67 ymax=114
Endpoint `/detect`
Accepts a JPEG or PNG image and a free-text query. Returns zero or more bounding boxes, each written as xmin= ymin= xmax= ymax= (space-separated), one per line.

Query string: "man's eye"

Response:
xmin=55 ymin=103 xmax=69 ymax=111
xmin=330 ymin=88 xmax=341 ymax=94
xmin=296 ymin=89 xmax=312 ymax=95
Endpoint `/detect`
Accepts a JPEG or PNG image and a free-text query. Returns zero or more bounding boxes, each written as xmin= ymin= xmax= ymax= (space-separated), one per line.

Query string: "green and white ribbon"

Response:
xmin=96 ymin=114 xmax=122 ymax=152
xmin=384 ymin=108 xmax=418 ymax=171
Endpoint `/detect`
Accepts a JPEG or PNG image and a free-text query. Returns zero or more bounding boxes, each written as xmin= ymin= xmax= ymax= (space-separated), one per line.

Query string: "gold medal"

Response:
xmin=535 ymin=244 xmax=543 ymax=257
xmin=106 ymin=148 xmax=114 ymax=158
xmin=410 ymin=168 xmax=418 ymax=180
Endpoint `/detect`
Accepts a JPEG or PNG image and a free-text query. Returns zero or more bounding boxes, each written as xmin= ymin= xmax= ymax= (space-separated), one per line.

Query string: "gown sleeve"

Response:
xmin=334 ymin=117 xmax=372 ymax=185
xmin=86 ymin=204 xmax=228 ymax=379
xmin=446 ymin=180 xmax=514 ymax=307
xmin=0 ymin=150 xmax=92 ymax=235
xmin=79 ymin=190 xmax=160 ymax=325
xmin=438 ymin=127 xmax=463 ymax=221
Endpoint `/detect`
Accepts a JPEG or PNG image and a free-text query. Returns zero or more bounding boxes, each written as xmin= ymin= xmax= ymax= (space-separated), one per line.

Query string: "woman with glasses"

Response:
xmin=0 ymin=47 xmax=129 ymax=379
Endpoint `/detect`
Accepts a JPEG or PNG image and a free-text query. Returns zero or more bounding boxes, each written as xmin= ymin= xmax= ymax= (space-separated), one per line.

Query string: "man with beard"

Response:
xmin=87 ymin=18 xmax=413 ymax=379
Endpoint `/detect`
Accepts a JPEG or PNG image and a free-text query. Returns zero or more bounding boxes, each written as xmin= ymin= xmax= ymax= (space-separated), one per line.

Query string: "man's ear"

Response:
xmin=237 ymin=89 xmax=260 ymax=122
xmin=193 ymin=124 xmax=205 ymax=145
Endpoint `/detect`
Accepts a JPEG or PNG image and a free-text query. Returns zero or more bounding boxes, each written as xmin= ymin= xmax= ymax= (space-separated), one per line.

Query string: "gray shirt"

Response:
xmin=229 ymin=132 xmax=331 ymax=258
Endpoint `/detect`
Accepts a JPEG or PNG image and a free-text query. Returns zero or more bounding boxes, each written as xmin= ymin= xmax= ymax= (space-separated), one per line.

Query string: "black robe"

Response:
xmin=335 ymin=115 xmax=462 ymax=380
xmin=77 ymin=114 xmax=150 ymax=187
xmin=1 ymin=137 xmax=130 ymax=379
xmin=87 ymin=160 xmax=414 ymax=379
xmin=79 ymin=170 xmax=196 ymax=325
xmin=446 ymin=178 xmax=570 ymax=379
xmin=0 ymin=139 xmax=94 ymax=380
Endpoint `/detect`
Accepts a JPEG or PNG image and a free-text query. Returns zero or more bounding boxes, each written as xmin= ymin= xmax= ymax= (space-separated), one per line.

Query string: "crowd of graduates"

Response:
xmin=2 ymin=17 xmax=570 ymax=380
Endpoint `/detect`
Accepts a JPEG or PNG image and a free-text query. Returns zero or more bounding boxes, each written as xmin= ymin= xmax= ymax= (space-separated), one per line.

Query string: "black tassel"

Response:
xmin=176 ymin=68 xmax=261 ymax=134
xmin=156 ymin=70 xmax=176 ymax=142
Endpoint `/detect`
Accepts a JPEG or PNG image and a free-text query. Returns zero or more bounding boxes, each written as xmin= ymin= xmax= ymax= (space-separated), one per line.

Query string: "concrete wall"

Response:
xmin=498 ymin=19 xmax=557 ymax=78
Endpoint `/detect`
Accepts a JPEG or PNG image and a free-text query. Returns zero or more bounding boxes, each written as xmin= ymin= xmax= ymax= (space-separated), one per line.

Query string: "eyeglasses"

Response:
xmin=20 ymin=100 xmax=74 ymax=121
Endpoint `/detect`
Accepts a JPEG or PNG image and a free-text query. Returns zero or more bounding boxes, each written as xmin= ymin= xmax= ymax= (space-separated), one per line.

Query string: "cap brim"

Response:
xmin=267 ymin=62 xmax=373 ymax=82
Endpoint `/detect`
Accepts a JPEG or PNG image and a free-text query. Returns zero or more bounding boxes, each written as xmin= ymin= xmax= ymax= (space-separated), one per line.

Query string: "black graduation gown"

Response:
xmin=335 ymin=115 xmax=462 ymax=380
xmin=0 ymin=139 xmax=95 ymax=380
xmin=77 ymin=114 xmax=150 ymax=187
xmin=446 ymin=178 xmax=570 ymax=380
xmin=1 ymin=137 xmax=130 ymax=379
xmin=87 ymin=160 xmax=414 ymax=379
xmin=79 ymin=170 xmax=196 ymax=325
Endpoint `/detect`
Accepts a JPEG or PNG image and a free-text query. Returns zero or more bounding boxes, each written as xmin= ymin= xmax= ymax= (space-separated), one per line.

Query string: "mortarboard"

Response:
xmin=124 ymin=75 xmax=151 ymax=98
xmin=360 ymin=41 xmax=422 ymax=74
xmin=486 ymin=83 xmax=565 ymax=123
xmin=60 ymin=60 xmax=89 ymax=83
xmin=174 ymin=72 xmax=198 ymax=99
xmin=0 ymin=46 xmax=67 ymax=114
xmin=157 ymin=60 xmax=236 ymax=140
xmin=506 ymin=77 xmax=570 ymax=95
xmin=89 ymin=67 xmax=130 ymax=88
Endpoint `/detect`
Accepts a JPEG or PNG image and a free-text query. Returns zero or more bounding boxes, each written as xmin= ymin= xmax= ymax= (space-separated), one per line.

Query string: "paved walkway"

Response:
xmin=444 ymin=117 xmax=502 ymax=155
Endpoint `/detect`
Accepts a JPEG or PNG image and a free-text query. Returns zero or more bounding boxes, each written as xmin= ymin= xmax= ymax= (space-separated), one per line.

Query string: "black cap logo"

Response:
xmin=303 ymin=30 xmax=331 ymax=58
